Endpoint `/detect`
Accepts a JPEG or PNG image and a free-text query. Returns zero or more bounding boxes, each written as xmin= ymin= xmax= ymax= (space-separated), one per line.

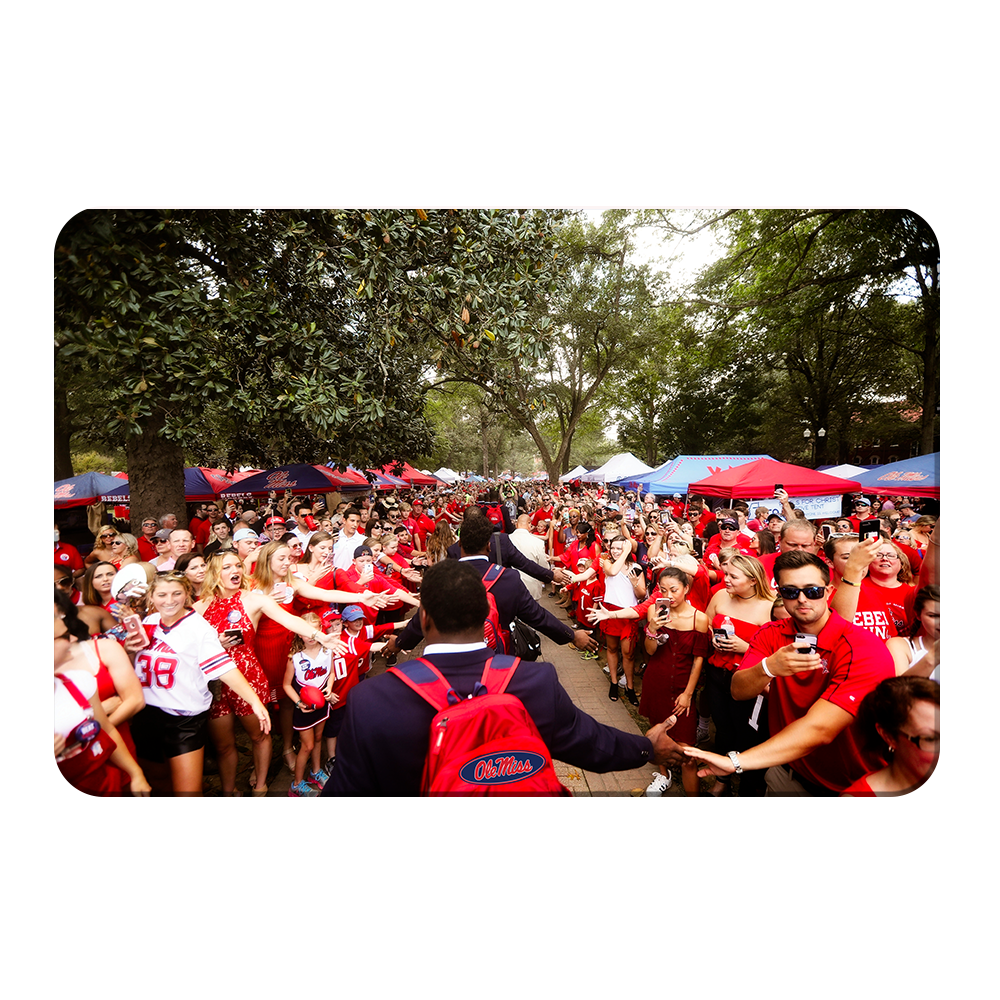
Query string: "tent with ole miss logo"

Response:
xmin=851 ymin=453 xmax=939 ymax=499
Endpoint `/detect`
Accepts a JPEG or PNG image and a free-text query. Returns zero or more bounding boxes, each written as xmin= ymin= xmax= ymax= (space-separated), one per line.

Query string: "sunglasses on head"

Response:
xmin=777 ymin=585 xmax=827 ymax=600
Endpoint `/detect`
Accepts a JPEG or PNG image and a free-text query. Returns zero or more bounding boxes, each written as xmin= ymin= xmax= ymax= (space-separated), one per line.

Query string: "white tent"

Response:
xmin=559 ymin=465 xmax=589 ymax=482
xmin=433 ymin=467 xmax=461 ymax=484
xmin=578 ymin=452 xmax=655 ymax=484
xmin=821 ymin=463 xmax=870 ymax=479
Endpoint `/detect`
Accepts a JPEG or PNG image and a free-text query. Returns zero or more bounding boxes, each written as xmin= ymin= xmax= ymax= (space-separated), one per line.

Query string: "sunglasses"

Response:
xmin=777 ymin=585 xmax=827 ymax=600
xmin=100 ymin=534 xmax=115 ymax=540
xmin=56 ymin=578 xmax=73 ymax=588
xmin=142 ymin=522 xmax=157 ymax=528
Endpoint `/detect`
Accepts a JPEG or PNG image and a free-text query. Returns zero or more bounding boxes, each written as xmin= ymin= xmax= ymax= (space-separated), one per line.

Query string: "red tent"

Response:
xmin=687 ymin=458 xmax=862 ymax=499
xmin=373 ymin=462 xmax=439 ymax=486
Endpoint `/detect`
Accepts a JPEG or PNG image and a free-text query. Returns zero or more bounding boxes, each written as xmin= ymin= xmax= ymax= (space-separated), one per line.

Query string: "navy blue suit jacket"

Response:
xmin=323 ymin=647 xmax=654 ymax=795
xmin=395 ymin=557 xmax=575 ymax=651
xmin=445 ymin=532 xmax=553 ymax=583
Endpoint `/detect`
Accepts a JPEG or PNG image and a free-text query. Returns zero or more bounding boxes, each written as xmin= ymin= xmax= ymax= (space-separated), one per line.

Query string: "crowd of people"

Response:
xmin=53 ymin=476 xmax=939 ymax=797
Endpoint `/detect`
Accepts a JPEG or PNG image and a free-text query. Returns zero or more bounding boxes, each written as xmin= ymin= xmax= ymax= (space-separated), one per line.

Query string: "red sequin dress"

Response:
xmin=201 ymin=592 xmax=273 ymax=714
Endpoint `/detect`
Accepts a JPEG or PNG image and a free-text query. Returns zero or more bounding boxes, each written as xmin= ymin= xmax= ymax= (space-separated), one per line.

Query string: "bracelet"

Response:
xmin=761 ymin=658 xmax=775 ymax=678
xmin=840 ymin=578 xmax=860 ymax=587
xmin=727 ymin=750 xmax=744 ymax=774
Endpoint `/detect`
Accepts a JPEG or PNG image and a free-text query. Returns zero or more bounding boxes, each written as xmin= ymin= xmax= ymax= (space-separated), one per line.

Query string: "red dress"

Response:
xmin=639 ymin=625 xmax=711 ymax=745
xmin=201 ymin=593 xmax=273 ymax=712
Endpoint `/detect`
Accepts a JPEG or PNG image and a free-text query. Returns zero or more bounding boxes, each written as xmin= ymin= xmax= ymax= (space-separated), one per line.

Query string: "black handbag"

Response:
xmin=510 ymin=617 xmax=542 ymax=661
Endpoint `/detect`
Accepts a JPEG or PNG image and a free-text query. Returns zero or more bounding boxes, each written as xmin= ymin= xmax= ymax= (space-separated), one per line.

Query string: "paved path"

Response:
xmin=226 ymin=590 xmax=683 ymax=797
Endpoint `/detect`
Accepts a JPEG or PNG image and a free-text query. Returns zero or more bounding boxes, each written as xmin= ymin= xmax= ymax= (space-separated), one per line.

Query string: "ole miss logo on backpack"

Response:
xmin=388 ymin=655 xmax=570 ymax=796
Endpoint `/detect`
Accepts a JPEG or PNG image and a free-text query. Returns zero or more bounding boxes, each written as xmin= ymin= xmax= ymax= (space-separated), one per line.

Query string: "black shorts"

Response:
xmin=131 ymin=705 xmax=209 ymax=761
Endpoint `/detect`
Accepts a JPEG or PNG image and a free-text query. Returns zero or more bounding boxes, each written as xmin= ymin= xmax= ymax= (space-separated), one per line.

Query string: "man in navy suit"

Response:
xmin=446 ymin=504 xmax=570 ymax=590
xmin=323 ymin=559 xmax=686 ymax=795
xmin=389 ymin=510 xmax=596 ymax=655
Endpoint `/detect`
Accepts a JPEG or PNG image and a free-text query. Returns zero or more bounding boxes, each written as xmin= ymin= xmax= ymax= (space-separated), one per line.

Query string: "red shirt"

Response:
xmin=530 ymin=506 xmax=554 ymax=527
xmin=137 ymin=536 xmax=158 ymax=562
xmin=845 ymin=578 xmax=916 ymax=639
xmin=54 ymin=542 xmax=84 ymax=573
xmin=738 ymin=612 xmax=894 ymax=792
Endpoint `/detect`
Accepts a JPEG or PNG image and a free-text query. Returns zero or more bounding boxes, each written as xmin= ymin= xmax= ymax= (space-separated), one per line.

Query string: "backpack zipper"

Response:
xmin=433 ymin=716 xmax=448 ymax=753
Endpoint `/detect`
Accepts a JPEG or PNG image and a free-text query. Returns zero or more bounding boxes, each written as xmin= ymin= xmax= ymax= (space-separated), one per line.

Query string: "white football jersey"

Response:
xmin=136 ymin=611 xmax=235 ymax=715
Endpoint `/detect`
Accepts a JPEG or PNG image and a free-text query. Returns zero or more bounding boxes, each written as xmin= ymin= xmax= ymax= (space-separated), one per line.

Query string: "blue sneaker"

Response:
xmin=288 ymin=779 xmax=319 ymax=797
xmin=307 ymin=770 xmax=328 ymax=790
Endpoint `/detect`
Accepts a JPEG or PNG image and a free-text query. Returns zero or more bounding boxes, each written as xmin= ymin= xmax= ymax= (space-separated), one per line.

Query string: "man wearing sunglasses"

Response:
xmin=137 ymin=517 xmax=161 ymax=562
xmin=684 ymin=550 xmax=893 ymax=796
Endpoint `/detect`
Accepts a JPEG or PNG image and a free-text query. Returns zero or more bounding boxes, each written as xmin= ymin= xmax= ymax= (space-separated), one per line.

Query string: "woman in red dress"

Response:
xmin=703 ymin=554 xmax=776 ymax=797
xmin=249 ymin=540 xmax=387 ymax=771
xmin=195 ymin=551 xmax=350 ymax=794
xmin=639 ymin=567 xmax=710 ymax=796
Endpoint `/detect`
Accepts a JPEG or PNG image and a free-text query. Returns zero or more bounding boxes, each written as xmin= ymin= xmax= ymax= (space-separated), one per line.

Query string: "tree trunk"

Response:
xmin=126 ymin=408 xmax=187 ymax=534
xmin=54 ymin=384 xmax=75 ymax=481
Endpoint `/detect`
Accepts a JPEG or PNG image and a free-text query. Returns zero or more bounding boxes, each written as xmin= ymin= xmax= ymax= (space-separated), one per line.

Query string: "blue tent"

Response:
xmin=614 ymin=454 xmax=774 ymax=494
xmin=852 ymin=453 xmax=939 ymax=498
xmin=54 ymin=472 xmax=130 ymax=508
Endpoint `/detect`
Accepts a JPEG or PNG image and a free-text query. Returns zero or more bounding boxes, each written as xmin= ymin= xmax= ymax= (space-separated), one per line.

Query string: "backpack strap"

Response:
xmin=479 ymin=654 xmax=522 ymax=696
xmin=482 ymin=564 xmax=505 ymax=592
xmin=388 ymin=658 xmax=462 ymax=712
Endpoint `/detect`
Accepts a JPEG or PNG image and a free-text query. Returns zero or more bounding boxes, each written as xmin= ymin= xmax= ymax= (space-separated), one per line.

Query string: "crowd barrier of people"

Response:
xmin=53 ymin=478 xmax=939 ymax=797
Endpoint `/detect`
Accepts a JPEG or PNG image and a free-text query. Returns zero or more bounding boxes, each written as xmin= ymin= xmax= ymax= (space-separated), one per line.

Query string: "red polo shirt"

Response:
xmin=738 ymin=612 xmax=894 ymax=792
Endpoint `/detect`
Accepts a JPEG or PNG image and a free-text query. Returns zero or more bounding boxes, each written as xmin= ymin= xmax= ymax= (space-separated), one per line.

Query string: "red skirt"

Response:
xmin=599 ymin=604 xmax=638 ymax=639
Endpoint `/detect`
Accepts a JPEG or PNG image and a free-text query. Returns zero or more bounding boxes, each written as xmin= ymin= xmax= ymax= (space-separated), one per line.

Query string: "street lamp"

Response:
xmin=803 ymin=427 xmax=826 ymax=465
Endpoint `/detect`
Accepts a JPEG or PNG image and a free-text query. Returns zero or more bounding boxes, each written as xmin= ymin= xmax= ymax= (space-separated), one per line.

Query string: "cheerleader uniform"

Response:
xmin=290 ymin=647 xmax=332 ymax=730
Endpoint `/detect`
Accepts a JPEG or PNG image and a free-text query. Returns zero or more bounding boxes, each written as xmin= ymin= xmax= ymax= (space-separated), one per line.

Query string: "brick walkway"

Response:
xmin=237 ymin=590 xmax=682 ymax=797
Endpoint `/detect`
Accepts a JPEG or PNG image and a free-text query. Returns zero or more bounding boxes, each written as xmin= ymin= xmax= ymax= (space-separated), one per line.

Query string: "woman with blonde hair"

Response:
xmin=84 ymin=525 xmax=120 ymax=568
xmin=249 ymin=540 xmax=388 ymax=772
xmin=702 ymin=554 xmax=776 ymax=796
xmin=194 ymin=551 xmax=348 ymax=795
xmin=109 ymin=532 xmax=141 ymax=568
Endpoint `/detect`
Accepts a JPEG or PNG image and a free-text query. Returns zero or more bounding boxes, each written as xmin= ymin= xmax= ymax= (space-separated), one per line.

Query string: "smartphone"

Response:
xmin=655 ymin=597 xmax=671 ymax=616
xmin=859 ymin=518 xmax=881 ymax=541
xmin=712 ymin=628 xmax=730 ymax=642
xmin=774 ymin=484 xmax=784 ymax=495
xmin=821 ymin=524 xmax=832 ymax=540
xmin=123 ymin=613 xmax=149 ymax=649
xmin=794 ymin=633 xmax=818 ymax=654
xmin=223 ymin=628 xmax=244 ymax=646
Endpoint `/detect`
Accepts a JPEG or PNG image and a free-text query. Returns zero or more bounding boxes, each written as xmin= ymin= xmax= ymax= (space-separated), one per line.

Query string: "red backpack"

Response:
xmin=485 ymin=503 xmax=505 ymax=527
xmin=481 ymin=564 xmax=510 ymax=654
xmin=387 ymin=655 xmax=570 ymax=795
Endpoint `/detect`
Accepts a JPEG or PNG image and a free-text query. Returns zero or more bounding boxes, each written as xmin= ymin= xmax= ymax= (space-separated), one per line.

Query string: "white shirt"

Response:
xmin=508 ymin=527 xmax=547 ymax=601
xmin=333 ymin=529 xmax=363 ymax=571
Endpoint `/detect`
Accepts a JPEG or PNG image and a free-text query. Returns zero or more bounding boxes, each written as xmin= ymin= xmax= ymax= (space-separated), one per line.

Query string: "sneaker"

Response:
xmin=288 ymin=779 xmax=319 ymax=797
xmin=322 ymin=756 xmax=337 ymax=776
xmin=602 ymin=664 xmax=611 ymax=676
xmin=618 ymin=674 xmax=627 ymax=688
xmin=696 ymin=719 xmax=710 ymax=745
xmin=307 ymin=770 xmax=328 ymax=790
xmin=645 ymin=772 xmax=671 ymax=796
